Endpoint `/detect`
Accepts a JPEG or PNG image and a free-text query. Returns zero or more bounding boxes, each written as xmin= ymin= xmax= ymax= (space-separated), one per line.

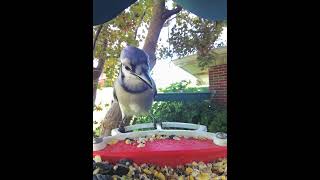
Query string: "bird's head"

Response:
xmin=119 ymin=46 xmax=153 ymax=89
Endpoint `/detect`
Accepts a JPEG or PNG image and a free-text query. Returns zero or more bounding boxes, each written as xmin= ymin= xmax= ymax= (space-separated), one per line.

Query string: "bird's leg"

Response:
xmin=159 ymin=119 xmax=162 ymax=129
xmin=157 ymin=117 xmax=162 ymax=130
xmin=118 ymin=117 xmax=126 ymax=133
xmin=153 ymin=116 xmax=157 ymax=129
xmin=151 ymin=115 xmax=160 ymax=130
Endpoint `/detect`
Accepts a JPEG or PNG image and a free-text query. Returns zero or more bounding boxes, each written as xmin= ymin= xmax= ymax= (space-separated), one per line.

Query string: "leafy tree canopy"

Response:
xmin=159 ymin=11 xmax=226 ymax=70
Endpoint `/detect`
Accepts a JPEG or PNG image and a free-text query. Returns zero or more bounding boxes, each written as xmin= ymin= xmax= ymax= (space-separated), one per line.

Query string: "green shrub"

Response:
xmin=208 ymin=108 xmax=227 ymax=133
xmin=133 ymin=81 xmax=227 ymax=133
xmin=159 ymin=80 xmax=209 ymax=93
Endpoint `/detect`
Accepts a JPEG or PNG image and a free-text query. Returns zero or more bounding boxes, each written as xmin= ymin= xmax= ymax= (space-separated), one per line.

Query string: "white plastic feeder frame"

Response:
xmin=93 ymin=122 xmax=227 ymax=151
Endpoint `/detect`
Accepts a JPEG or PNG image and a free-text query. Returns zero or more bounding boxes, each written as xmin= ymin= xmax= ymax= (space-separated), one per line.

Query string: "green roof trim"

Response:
xmin=155 ymin=92 xmax=212 ymax=102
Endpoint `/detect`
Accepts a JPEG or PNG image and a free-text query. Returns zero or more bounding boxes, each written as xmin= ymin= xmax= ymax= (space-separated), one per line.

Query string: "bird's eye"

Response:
xmin=124 ymin=66 xmax=131 ymax=71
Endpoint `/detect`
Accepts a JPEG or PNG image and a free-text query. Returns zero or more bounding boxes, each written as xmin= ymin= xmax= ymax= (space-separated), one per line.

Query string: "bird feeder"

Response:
xmin=93 ymin=122 xmax=227 ymax=167
xmin=93 ymin=0 xmax=227 ymax=26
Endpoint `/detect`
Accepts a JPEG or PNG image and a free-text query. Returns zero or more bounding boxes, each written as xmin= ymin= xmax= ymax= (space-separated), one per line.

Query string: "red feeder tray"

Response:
xmin=93 ymin=137 xmax=227 ymax=167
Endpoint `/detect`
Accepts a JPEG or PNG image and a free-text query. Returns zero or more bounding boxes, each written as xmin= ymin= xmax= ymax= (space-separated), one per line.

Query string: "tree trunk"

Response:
xmin=100 ymin=101 xmax=122 ymax=136
xmin=93 ymin=58 xmax=105 ymax=108
xmin=99 ymin=0 xmax=182 ymax=137
xmin=142 ymin=0 xmax=166 ymax=69
xmin=93 ymin=28 xmax=109 ymax=108
xmin=143 ymin=1 xmax=182 ymax=69
xmin=93 ymin=24 xmax=105 ymax=109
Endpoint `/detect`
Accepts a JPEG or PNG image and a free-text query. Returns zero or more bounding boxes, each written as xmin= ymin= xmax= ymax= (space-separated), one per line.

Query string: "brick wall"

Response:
xmin=208 ymin=64 xmax=227 ymax=106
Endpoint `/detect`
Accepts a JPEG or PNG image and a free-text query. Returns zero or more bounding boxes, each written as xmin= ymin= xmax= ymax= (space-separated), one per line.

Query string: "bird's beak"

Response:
xmin=133 ymin=70 xmax=153 ymax=89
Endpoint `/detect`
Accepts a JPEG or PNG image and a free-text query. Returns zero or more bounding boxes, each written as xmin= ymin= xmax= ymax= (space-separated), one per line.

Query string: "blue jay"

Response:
xmin=113 ymin=46 xmax=157 ymax=133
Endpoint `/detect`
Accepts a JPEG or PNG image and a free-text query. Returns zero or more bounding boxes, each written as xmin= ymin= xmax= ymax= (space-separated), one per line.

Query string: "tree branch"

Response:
xmin=161 ymin=5 xmax=182 ymax=20
xmin=166 ymin=15 xmax=177 ymax=23
xmin=93 ymin=36 xmax=108 ymax=108
xmin=93 ymin=25 xmax=103 ymax=51
xmin=93 ymin=59 xmax=105 ymax=85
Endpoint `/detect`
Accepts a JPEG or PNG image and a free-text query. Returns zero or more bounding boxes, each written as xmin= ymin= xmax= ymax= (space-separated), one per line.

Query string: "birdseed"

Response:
xmin=93 ymin=156 xmax=227 ymax=180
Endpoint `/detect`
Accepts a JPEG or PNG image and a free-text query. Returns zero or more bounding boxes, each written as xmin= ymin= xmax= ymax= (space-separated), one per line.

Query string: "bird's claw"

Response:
xmin=118 ymin=125 xmax=126 ymax=133
xmin=153 ymin=118 xmax=162 ymax=130
xmin=118 ymin=119 xmax=126 ymax=133
xmin=153 ymin=119 xmax=157 ymax=129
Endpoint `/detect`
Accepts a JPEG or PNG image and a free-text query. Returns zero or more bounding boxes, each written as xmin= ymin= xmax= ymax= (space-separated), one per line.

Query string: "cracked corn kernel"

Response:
xmin=137 ymin=143 xmax=145 ymax=148
xmin=93 ymin=168 xmax=100 ymax=175
xmin=143 ymin=168 xmax=152 ymax=175
xmin=125 ymin=139 xmax=131 ymax=144
xmin=154 ymin=171 xmax=166 ymax=180
xmin=198 ymin=173 xmax=210 ymax=180
xmin=185 ymin=167 xmax=193 ymax=175
xmin=94 ymin=155 xmax=102 ymax=162
xmin=108 ymin=139 xmax=118 ymax=145
xmin=173 ymin=136 xmax=181 ymax=140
